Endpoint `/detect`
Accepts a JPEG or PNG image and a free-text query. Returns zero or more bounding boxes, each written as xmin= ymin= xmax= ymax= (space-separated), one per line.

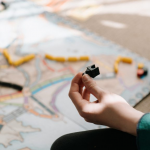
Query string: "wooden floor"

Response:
xmin=135 ymin=95 xmax=150 ymax=113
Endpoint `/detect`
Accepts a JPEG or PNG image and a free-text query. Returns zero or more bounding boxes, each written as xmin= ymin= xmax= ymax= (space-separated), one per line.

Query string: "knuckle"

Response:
xmin=84 ymin=118 xmax=91 ymax=123
xmin=68 ymin=91 xmax=71 ymax=98
xmin=79 ymin=109 xmax=87 ymax=118
xmin=79 ymin=111 xmax=86 ymax=118
xmin=87 ymin=82 xmax=95 ymax=91
xmin=80 ymin=107 xmax=91 ymax=118
xmin=68 ymin=92 xmax=70 ymax=97
xmin=97 ymin=92 xmax=102 ymax=100
xmin=97 ymin=90 xmax=107 ymax=100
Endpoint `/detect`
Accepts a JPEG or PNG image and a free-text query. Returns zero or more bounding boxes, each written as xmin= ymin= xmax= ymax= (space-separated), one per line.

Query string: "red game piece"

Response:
xmin=137 ymin=69 xmax=144 ymax=78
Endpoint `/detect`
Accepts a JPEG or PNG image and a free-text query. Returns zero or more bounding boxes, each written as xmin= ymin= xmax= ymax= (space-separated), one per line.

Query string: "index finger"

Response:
xmin=69 ymin=73 xmax=88 ymax=109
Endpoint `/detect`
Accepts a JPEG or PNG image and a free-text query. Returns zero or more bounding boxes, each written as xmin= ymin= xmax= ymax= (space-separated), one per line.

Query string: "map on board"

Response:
xmin=0 ymin=1 xmax=150 ymax=150
xmin=0 ymin=0 xmax=44 ymax=21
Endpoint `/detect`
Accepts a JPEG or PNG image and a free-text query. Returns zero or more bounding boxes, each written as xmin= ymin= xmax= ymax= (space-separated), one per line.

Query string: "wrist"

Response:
xmin=119 ymin=107 xmax=144 ymax=136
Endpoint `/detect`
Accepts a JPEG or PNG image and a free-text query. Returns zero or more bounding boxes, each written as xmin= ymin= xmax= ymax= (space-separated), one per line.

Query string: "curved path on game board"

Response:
xmin=50 ymin=81 xmax=70 ymax=112
xmin=31 ymin=75 xmax=73 ymax=95
xmin=17 ymin=67 xmax=30 ymax=87
xmin=30 ymin=75 xmax=73 ymax=115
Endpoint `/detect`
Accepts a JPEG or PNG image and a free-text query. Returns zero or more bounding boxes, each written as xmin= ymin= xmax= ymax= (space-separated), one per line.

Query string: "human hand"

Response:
xmin=68 ymin=73 xmax=144 ymax=136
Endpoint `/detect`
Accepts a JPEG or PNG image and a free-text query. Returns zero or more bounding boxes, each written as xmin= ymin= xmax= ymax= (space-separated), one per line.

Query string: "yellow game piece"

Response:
xmin=13 ymin=54 xmax=35 ymax=66
xmin=3 ymin=49 xmax=13 ymax=65
xmin=23 ymin=54 xmax=35 ymax=62
xmin=3 ymin=49 xmax=35 ymax=66
xmin=3 ymin=49 xmax=9 ymax=59
xmin=121 ymin=57 xmax=133 ymax=64
xmin=116 ymin=56 xmax=122 ymax=63
xmin=114 ymin=56 xmax=133 ymax=74
xmin=13 ymin=58 xmax=24 ymax=66
xmin=138 ymin=63 xmax=144 ymax=69
xmin=114 ymin=63 xmax=118 ymax=73
xmin=45 ymin=54 xmax=55 ymax=60
xmin=55 ymin=57 xmax=66 ymax=62
xmin=68 ymin=57 xmax=78 ymax=62
xmin=79 ymin=56 xmax=89 ymax=61
xmin=7 ymin=57 xmax=13 ymax=65
xmin=45 ymin=54 xmax=89 ymax=62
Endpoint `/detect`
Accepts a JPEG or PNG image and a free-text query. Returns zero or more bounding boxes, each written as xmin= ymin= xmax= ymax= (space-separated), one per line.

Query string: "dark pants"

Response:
xmin=51 ymin=128 xmax=138 ymax=150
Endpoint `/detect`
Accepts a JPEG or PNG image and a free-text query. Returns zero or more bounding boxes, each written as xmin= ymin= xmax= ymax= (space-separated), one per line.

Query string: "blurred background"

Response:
xmin=0 ymin=0 xmax=150 ymax=149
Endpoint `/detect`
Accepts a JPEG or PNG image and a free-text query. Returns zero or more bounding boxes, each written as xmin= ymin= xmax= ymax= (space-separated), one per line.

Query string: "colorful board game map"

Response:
xmin=0 ymin=1 xmax=150 ymax=150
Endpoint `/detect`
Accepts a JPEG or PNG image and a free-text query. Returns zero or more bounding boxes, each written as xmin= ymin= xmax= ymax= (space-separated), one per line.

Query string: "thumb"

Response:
xmin=82 ymin=74 xmax=102 ymax=100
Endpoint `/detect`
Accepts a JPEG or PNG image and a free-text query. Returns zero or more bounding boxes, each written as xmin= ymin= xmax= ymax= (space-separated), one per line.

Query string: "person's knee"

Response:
xmin=51 ymin=134 xmax=72 ymax=150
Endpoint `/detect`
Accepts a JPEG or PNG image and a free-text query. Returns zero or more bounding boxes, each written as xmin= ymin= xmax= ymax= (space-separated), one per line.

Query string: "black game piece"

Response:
xmin=82 ymin=64 xmax=100 ymax=78
xmin=0 ymin=81 xmax=23 ymax=91
xmin=0 ymin=125 xmax=3 ymax=131
xmin=143 ymin=67 xmax=148 ymax=76
xmin=1 ymin=1 xmax=8 ymax=10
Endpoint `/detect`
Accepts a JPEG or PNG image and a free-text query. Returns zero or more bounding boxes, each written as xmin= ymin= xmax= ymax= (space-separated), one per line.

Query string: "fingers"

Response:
xmin=82 ymin=74 xmax=104 ymax=100
xmin=69 ymin=73 xmax=89 ymax=110
xmin=82 ymin=88 xmax=90 ymax=101
xmin=70 ymin=72 xmax=83 ymax=94
xmin=79 ymin=80 xmax=84 ymax=95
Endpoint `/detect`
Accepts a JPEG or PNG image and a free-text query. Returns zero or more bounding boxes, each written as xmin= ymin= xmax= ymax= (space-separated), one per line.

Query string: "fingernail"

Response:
xmin=82 ymin=74 xmax=90 ymax=82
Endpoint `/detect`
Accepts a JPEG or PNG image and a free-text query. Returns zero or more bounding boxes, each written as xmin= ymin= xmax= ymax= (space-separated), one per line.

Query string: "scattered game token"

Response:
xmin=121 ymin=57 xmax=133 ymax=64
xmin=45 ymin=54 xmax=89 ymax=62
xmin=3 ymin=49 xmax=35 ymax=66
xmin=114 ymin=56 xmax=132 ymax=73
xmin=0 ymin=1 xmax=8 ymax=11
xmin=114 ymin=63 xmax=118 ymax=73
xmin=0 ymin=81 xmax=23 ymax=91
xmin=143 ymin=67 xmax=148 ymax=76
xmin=137 ymin=69 xmax=144 ymax=78
xmin=138 ymin=63 xmax=144 ymax=69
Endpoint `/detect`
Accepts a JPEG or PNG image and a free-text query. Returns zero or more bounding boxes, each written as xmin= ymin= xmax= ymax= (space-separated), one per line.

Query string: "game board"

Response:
xmin=0 ymin=0 xmax=44 ymax=21
xmin=0 ymin=2 xmax=150 ymax=150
